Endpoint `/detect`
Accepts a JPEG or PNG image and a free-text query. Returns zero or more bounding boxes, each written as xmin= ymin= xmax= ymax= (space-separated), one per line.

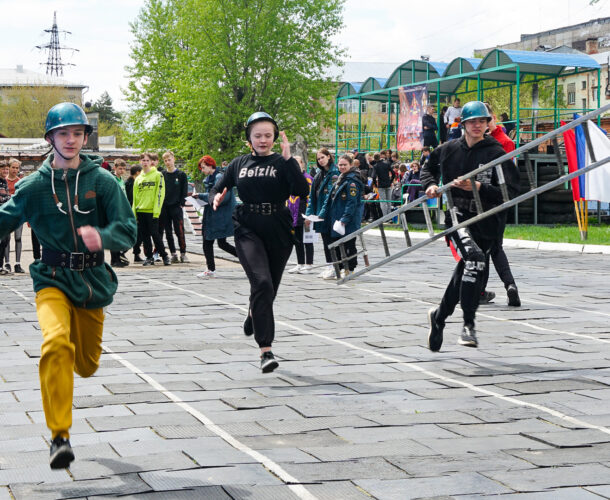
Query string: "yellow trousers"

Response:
xmin=36 ymin=287 xmax=104 ymax=439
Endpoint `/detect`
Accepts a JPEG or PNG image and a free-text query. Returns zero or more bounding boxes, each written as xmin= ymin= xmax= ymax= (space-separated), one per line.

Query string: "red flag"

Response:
xmin=561 ymin=121 xmax=582 ymax=201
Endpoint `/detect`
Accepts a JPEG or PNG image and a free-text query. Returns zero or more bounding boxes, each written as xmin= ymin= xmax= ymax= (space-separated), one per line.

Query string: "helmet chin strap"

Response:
xmin=48 ymin=136 xmax=74 ymax=162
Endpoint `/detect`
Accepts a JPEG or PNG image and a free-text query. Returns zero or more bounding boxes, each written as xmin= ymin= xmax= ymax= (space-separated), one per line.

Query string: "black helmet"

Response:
xmin=245 ymin=112 xmax=279 ymax=142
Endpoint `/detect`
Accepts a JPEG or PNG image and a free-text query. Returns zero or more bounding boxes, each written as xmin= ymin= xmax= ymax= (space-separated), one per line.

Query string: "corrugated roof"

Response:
xmin=0 ymin=67 xmax=85 ymax=88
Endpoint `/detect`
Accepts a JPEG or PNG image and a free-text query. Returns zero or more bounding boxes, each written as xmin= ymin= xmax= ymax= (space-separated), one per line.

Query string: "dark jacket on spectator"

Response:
xmin=372 ymin=159 xmax=394 ymax=188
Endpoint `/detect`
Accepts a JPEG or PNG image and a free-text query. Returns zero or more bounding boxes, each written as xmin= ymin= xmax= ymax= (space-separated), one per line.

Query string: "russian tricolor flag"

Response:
xmin=562 ymin=116 xmax=610 ymax=202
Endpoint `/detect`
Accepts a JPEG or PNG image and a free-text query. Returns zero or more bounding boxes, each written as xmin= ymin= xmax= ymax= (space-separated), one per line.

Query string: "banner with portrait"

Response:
xmin=397 ymin=85 xmax=428 ymax=151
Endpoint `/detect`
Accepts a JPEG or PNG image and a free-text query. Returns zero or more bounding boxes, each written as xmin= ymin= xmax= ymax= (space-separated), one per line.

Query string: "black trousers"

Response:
xmin=161 ymin=205 xmax=186 ymax=254
xmin=136 ymin=212 xmax=167 ymax=259
xmin=293 ymin=225 xmax=314 ymax=265
xmin=235 ymin=231 xmax=293 ymax=349
xmin=436 ymin=227 xmax=492 ymax=327
xmin=481 ymin=235 xmax=516 ymax=291
xmin=330 ymin=235 xmax=357 ymax=271
xmin=0 ymin=236 xmax=8 ymax=266
xmin=203 ymin=235 xmax=237 ymax=271
xmin=321 ymin=231 xmax=333 ymax=264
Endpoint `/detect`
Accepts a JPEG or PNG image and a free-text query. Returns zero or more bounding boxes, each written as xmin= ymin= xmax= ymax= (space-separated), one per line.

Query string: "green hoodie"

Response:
xmin=132 ymin=168 xmax=165 ymax=218
xmin=0 ymin=154 xmax=137 ymax=309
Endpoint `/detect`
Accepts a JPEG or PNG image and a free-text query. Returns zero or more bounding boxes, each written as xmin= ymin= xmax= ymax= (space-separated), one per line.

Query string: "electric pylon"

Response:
xmin=36 ymin=12 xmax=78 ymax=77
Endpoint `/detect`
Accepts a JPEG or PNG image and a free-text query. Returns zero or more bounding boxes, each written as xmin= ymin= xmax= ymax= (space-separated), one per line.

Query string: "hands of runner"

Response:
xmin=77 ymin=226 xmax=102 ymax=251
xmin=453 ymin=178 xmax=480 ymax=191
xmin=425 ymin=185 xmax=441 ymax=198
xmin=280 ymin=131 xmax=291 ymax=161
xmin=213 ymin=188 xmax=227 ymax=211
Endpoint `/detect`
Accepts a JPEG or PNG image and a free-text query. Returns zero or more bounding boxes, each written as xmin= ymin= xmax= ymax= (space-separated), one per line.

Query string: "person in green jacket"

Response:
xmin=0 ymin=102 xmax=137 ymax=469
xmin=132 ymin=152 xmax=170 ymax=266
xmin=110 ymin=158 xmax=130 ymax=267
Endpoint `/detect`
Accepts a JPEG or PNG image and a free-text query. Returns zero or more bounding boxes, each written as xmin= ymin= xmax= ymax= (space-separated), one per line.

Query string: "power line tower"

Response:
xmin=36 ymin=11 xmax=78 ymax=77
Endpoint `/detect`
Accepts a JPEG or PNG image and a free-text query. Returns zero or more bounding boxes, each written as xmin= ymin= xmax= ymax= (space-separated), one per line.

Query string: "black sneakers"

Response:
xmin=49 ymin=436 xmax=74 ymax=469
xmin=243 ymin=315 xmax=254 ymax=336
xmin=143 ymin=258 xmax=155 ymax=266
xmin=427 ymin=308 xmax=444 ymax=352
xmin=260 ymin=351 xmax=279 ymax=373
xmin=134 ymin=255 xmax=144 ymax=263
xmin=14 ymin=264 xmax=24 ymax=273
xmin=479 ymin=290 xmax=496 ymax=304
xmin=163 ymin=256 xmax=171 ymax=266
xmin=459 ymin=325 xmax=478 ymax=348
xmin=507 ymin=284 xmax=521 ymax=307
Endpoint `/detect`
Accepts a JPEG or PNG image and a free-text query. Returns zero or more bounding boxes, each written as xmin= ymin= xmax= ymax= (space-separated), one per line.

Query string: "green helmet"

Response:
xmin=245 ymin=111 xmax=279 ymax=141
xmin=45 ymin=102 xmax=93 ymax=138
xmin=460 ymin=101 xmax=491 ymax=123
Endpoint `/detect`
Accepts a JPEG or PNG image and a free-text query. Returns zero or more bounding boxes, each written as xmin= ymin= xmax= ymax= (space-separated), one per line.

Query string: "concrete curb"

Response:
xmin=367 ymin=228 xmax=610 ymax=255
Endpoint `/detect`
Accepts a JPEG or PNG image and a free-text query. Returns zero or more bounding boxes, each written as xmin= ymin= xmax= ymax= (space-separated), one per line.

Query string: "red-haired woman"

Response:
xmin=196 ymin=155 xmax=237 ymax=278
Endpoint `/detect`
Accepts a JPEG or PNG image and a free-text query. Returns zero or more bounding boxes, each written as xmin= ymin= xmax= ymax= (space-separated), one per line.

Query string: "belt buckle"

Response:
xmin=70 ymin=252 xmax=85 ymax=271
xmin=260 ymin=202 xmax=272 ymax=215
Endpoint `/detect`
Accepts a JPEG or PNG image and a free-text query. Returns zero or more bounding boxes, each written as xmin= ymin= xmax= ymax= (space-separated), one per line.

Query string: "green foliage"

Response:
xmin=0 ymin=86 xmax=69 ymax=137
xmin=125 ymin=0 xmax=345 ymax=174
xmin=90 ymin=91 xmax=122 ymax=125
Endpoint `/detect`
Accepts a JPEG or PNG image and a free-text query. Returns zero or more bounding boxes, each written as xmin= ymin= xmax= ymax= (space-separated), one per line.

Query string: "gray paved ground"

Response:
xmin=1 ymin=228 xmax=610 ymax=499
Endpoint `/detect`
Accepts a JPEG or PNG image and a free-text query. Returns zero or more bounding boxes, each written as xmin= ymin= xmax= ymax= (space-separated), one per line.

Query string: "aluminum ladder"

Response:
xmin=328 ymin=103 xmax=610 ymax=284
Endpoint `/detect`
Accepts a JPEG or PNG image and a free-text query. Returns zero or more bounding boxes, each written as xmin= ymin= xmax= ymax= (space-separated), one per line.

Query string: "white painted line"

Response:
xmin=150 ymin=278 xmax=610 ymax=438
xmin=103 ymin=346 xmax=318 ymax=500
xmin=2 ymin=282 xmax=318 ymax=500
xmin=359 ymin=282 xmax=610 ymax=345
xmin=338 ymin=274 xmax=610 ymax=342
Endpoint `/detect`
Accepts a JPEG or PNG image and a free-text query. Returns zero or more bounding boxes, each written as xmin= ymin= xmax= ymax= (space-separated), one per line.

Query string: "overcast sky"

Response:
xmin=1 ymin=0 xmax=608 ymax=111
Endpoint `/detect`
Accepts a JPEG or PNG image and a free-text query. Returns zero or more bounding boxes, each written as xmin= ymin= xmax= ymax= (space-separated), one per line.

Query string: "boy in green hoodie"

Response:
xmin=0 ymin=102 xmax=137 ymax=469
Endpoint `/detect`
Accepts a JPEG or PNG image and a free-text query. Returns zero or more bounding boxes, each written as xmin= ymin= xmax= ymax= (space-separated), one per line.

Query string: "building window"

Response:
xmin=381 ymin=103 xmax=387 ymax=113
xmin=567 ymin=83 xmax=576 ymax=105
xmin=361 ymin=101 xmax=367 ymax=113
xmin=582 ymin=98 xmax=587 ymax=110
xmin=581 ymin=80 xmax=587 ymax=90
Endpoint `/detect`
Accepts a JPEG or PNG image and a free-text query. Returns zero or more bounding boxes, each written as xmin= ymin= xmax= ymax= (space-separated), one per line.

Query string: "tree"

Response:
xmin=90 ymin=91 xmax=122 ymax=125
xmin=125 ymin=0 xmax=345 ymax=169
xmin=0 ymin=86 xmax=67 ymax=137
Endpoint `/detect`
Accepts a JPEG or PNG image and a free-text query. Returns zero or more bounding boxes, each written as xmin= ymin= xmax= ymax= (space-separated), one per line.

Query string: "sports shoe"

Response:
xmin=479 ymin=290 xmax=496 ymax=304
xmin=163 ymin=256 xmax=171 ymax=266
xmin=14 ymin=264 xmax=24 ymax=274
xmin=260 ymin=351 xmax=279 ymax=373
xmin=4 ymin=263 xmax=11 ymax=273
xmin=299 ymin=264 xmax=313 ymax=274
xmin=143 ymin=258 xmax=155 ymax=266
xmin=180 ymin=253 xmax=190 ymax=263
xmin=134 ymin=255 xmax=144 ymax=263
xmin=507 ymin=284 xmax=521 ymax=307
xmin=427 ymin=308 xmax=444 ymax=352
xmin=196 ymin=269 xmax=216 ymax=278
xmin=0 ymin=268 xmax=7 ymax=276
xmin=318 ymin=265 xmax=332 ymax=278
xmin=49 ymin=436 xmax=74 ymax=469
xmin=459 ymin=324 xmax=478 ymax=348
xmin=171 ymin=253 xmax=180 ymax=264
xmin=287 ymin=264 xmax=302 ymax=274
xmin=111 ymin=260 xmax=129 ymax=268
xmin=321 ymin=267 xmax=337 ymax=280
xmin=153 ymin=252 xmax=162 ymax=263
xmin=243 ymin=315 xmax=254 ymax=336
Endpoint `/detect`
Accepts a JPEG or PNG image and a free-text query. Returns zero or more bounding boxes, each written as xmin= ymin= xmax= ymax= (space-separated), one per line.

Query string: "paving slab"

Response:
xmin=2 ymin=237 xmax=610 ymax=498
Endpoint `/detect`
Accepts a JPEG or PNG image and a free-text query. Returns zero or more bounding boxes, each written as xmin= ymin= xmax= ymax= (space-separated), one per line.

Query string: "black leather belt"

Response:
xmin=42 ymin=249 xmax=104 ymax=271
xmin=242 ymin=202 xmax=284 ymax=215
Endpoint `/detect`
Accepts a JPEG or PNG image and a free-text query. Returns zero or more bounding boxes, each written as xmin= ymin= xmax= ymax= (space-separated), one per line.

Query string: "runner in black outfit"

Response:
xmin=421 ymin=101 xmax=519 ymax=351
xmin=210 ymin=112 xmax=309 ymax=373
